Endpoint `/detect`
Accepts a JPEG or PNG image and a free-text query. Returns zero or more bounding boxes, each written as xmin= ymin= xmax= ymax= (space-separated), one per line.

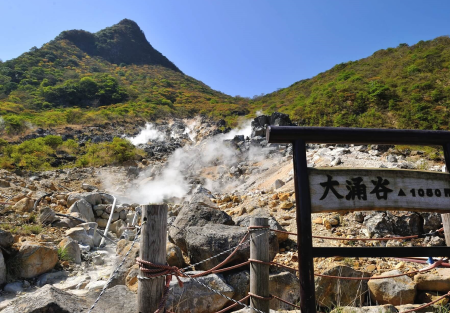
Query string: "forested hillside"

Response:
xmin=0 ymin=19 xmax=247 ymax=135
xmin=252 ymin=36 xmax=450 ymax=130
xmin=3 ymin=20 xmax=450 ymax=136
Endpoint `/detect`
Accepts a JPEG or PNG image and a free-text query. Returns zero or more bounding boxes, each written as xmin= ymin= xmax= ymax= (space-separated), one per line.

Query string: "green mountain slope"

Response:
xmin=252 ymin=36 xmax=450 ymax=130
xmin=0 ymin=19 xmax=247 ymax=135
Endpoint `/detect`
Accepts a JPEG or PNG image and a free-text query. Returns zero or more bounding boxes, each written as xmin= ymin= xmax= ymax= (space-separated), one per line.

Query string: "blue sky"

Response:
xmin=1 ymin=1 xmax=450 ymax=97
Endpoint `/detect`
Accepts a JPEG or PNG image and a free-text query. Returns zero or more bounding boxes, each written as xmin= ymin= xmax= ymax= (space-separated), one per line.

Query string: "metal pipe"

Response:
xmin=99 ymin=193 xmax=117 ymax=247
xmin=131 ymin=206 xmax=142 ymax=227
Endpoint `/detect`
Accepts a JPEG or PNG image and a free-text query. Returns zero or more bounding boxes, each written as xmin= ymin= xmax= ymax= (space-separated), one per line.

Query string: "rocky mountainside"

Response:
xmin=0 ymin=112 xmax=449 ymax=312
xmin=56 ymin=19 xmax=181 ymax=71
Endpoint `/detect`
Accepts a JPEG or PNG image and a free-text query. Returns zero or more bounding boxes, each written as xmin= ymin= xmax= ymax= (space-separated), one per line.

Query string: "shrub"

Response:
xmin=43 ymin=135 xmax=63 ymax=149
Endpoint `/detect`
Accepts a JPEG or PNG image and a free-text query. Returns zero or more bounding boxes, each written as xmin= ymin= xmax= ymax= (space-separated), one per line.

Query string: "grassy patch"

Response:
xmin=57 ymin=246 xmax=73 ymax=262
xmin=0 ymin=223 xmax=42 ymax=236
xmin=0 ymin=135 xmax=144 ymax=171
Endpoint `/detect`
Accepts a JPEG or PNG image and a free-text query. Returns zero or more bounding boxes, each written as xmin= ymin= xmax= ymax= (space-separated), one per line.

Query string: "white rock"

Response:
xmin=85 ymin=280 xmax=107 ymax=292
xmin=4 ymin=281 xmax=24 ymax=294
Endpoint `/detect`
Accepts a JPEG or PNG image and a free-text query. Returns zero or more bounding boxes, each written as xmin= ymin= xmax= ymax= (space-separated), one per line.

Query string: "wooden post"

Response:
xmin=293 ymin=139 xmax=316 ymax=313
xmin=441 ymin=143 xmax=450 ymax=246
xmin=138 ymin=204 xmax=168 ymax=313
xmin=250 ymin=217 xmax=270 ymax=313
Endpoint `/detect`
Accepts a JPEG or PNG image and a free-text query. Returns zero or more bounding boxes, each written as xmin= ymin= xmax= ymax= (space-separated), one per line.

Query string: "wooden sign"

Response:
xmin=309 ymin=168 xmax=450 ymax=213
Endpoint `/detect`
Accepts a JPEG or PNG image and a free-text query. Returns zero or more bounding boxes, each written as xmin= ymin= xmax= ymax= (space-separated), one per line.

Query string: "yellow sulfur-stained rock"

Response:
xmin=125 ymin=264 xmax=139 ymax=292
xmin=12 ymin=197 xmax=35 ymax=213
xmin=280 ymin=202 xmax=294 ymax=210
xmin=15 ymin=242 xmax=58 ymax=279
xmin=269 ymin=200 xmax=279 ymax=208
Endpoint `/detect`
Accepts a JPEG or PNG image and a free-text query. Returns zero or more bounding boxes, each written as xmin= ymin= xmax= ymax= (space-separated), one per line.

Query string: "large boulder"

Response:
xmin=269 ymin=271 xmax=300 ymax=310
xmin=166 ymin=271 xmax=234 ymax=313
xmin=0 ymin=229 xmax=14 ymax=249
xmin=393 ymin=213 xmax=422 ymax=236
xmin=363 ymin=213 xmax=395 ymax=237
xmin=414 ymin=268 xmax=450 ymax=292
xmin=68 ymin=199 xmax=95 ymax=222
xmin=58 ymin=237 xmax=81 ymax=264
xmin=1 ymin=284 xmax=137 ymax=313
xmin=1 ymin=285 xmax=87 ymax=312
xmin=168 ymin=202 xmax=234 ymax=252
xmin=368 ymin=270 xmax=416 ymax=305
xmin=315 ymin=265 xmax=370 ymax=308
xmin=270 ymin=112 xmax=292 ymax=126
xmin=185 ymin=224 xmax=278 ymax=270
xmin=13 ymin=243 xmax=58 ymax=279
xmin=224 ymin=270 xmax=250 ymax=309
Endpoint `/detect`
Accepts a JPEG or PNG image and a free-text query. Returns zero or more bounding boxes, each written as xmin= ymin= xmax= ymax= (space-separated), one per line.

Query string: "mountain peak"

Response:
xmin=56 ymin=19 xmax=181 ymax=72
xmin=117 ymin=18 xmax=140 ymax=27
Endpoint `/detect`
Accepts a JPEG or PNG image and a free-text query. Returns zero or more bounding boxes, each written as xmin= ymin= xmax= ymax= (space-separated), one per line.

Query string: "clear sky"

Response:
xmin=1 ymin=1 xmax=450 ymax=97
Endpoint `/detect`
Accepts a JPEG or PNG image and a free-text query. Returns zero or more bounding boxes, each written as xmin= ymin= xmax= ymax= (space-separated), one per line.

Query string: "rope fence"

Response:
xmin=87 ymin=214 xmax=448 ymax=313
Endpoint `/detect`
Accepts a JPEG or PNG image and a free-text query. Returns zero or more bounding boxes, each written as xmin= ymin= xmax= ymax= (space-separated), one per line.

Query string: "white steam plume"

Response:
xmin=126 ymin=135 xmax=240 ymax=204
xmin=221 ymin=119 xmax=252 ymax=140
xmin=126 ymin=123 xmax=165 ymax=145
xmin=113 ymin=118 xmax=278 ymax=204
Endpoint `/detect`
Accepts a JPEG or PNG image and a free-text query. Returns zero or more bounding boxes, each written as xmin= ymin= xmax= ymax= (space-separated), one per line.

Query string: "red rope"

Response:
xmin=248 ymin=292 xmax=272 ymax=300
xmin=272 ymin=294 xmax=302 ymax=309
xmin=248 ymin=292 xmax=302 ymax=309
xmin=249 ymin=258 xmax=298 ymax=272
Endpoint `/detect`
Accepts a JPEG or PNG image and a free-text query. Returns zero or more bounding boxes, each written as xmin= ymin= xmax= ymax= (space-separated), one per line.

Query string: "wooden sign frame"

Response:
xmin=266 ymin=126 xmax=450 ymax=313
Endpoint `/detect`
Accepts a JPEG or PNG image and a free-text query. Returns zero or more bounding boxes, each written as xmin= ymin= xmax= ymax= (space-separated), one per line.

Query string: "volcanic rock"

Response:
xmin=368 ymin=270 xmax=416 ymax=305
xmin=14 ymin=243 xmax=58 ymax=279
xmin=166 ymin=271 xmax=234 ymax=313
xmin=168 ymin=202 xmax=233 ymax=253
xmin=184 ymin=224 xmax=278 ymax=271
xmin=315 ymin=265 xmax=370 ymax=308
xmin=68 ymin=199 xmax=95 ymax=222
